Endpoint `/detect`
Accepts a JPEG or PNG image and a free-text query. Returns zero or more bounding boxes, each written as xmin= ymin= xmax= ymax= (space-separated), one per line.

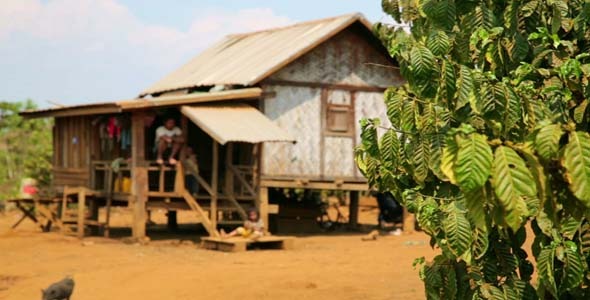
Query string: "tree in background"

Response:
xmin=0 ymin=100 xmax=52 ymax=201
xmin=357 ymin=0 xmax=590 ymax=298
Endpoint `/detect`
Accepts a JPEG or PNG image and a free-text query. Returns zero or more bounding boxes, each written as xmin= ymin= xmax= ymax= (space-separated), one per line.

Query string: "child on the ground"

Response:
xmin=220 ymin=208 xmax=265 ymax=239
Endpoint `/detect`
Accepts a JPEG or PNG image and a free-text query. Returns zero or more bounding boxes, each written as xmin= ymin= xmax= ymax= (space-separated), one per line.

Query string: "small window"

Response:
xmin=326 ymin=104 xmax=353 ymax=136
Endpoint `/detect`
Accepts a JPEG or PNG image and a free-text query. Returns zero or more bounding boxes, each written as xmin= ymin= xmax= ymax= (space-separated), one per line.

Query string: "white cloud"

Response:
xmin=0 ymin=0 xmax=293 ymax=105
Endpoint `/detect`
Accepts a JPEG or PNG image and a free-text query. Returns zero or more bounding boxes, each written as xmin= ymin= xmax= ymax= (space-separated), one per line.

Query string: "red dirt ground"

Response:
xmin=0 ymin=207 xmax=437 ymax=300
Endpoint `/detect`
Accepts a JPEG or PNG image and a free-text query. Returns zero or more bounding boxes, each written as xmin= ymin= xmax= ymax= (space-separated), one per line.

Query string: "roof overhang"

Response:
xmin=20 ymin=88 xmax=263 ymax=119
xmin=181 ymin=104 xmax=295 ymax=145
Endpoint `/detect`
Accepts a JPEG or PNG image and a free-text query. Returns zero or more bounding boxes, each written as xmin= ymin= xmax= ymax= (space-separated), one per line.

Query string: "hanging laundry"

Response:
xmin=107 ymin=117 xmax=121 ymax=141
xmin=120 ymin=128 xmax=131 ymax=150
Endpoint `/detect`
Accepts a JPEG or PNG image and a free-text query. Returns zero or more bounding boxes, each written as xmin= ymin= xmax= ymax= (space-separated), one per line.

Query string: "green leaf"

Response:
xmin=427 ymin=31 xmax=451 ymax=56
xmin=560 ymin=216 xmax=580 ymax=240
xmin=429 ymin=132 xmax=446 ymax=180
xmin=380 ymin=129 xmax=400 ymax=171
xmin=463 ymin=187 xmax=487 ymax=230
xmin=401 ymin=99 xmax=416 ymax=132
xmin=456 ymin=65 xmax=474 ymax=110
xmin=441 ymin=60 xmax=456 ymax=103
xmin=455 ymin=133 xmax=493 ymax=191
xmin=443 ymin=202 xmax=472 ymax=257
xmin=561 ymin=247 xmax=584 ymax=291
xmin=472 ymin=227 xmax=489 ymax=260
xmin=535 ymin=124 xmax=563 ymax=161
xmin=508 ymin=33 xmax=529 ymax=64
xmin=492 ymin=146 xmax=535 ymax=230
xmin=574 ymin=100 xmax=588 ymax=124
xmin=501 ymin=85 xmax=522 ymax=134
xmin=411 ymin=45 xmax=436 ymax=79
xmin=385 ymin=87 xmax=404 ymax=128
xmin=382 ymin=0 xmax=401 ymax=22
xmin=563 ymin=131 xmax=590 ymax=204
xmin=537 ymin=247 xmax=558 ymax=298
xmin=441 ymin=136 xmax=458 ymax=184
xmin=360 ymin=118 xmax=380 ymax=158
xmin=412 ymin=136 xmax=431 ymax=183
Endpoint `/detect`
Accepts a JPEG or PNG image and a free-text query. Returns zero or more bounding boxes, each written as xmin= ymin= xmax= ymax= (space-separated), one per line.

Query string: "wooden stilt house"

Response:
xmin=21 ymin=13 xmax=403 ymax=239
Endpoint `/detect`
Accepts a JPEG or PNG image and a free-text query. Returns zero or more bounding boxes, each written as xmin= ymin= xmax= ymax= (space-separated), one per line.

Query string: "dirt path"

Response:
xmin=0 ymin=210 xmax=436 ymax=300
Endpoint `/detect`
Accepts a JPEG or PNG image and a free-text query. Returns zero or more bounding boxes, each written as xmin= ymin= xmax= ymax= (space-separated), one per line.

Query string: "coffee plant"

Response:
xmin=356 ymin=0 xmax=590 ymax=298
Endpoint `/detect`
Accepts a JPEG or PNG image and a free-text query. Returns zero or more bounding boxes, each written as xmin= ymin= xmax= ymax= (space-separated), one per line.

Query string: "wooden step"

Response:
xmin=201 ymin=236 xmax=295 ymax=252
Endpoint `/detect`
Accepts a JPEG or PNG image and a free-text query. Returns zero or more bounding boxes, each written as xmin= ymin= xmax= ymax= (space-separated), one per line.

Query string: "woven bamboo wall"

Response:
xmin=269 ymin=24 xmax=401 ymax=87
xmin=262 ymin=85 xmax=321 ymax=177
xmin=323 ymin=136 xmax=355 ymax=177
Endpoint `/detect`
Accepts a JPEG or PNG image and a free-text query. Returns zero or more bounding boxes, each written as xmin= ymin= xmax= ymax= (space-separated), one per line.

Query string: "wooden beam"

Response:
xmin=260 ymin=179 xmax=369 ymax=191
xmin=77 ymin=189 xmax=86 ymax=239
xmin=131 ymin=112 xmax=148 ymax=239
xmin=320 ymin=88 xmax=327 ymax=178
xmin=180 ymin=190 xmax=220 ymax=237
xmin=211 ymin=141 xmax=219 ymax=229
xmin=182 ymin=158 xmax=214 ymax=196
xmin=180 ymin=115 xmax=188 ymax=159
xmin=258 ymin=187 xmax=269 ymax=234
xmin=132 ymin=87 xmax=263 ymax=108
xmin=174 ymin=162 xmax=185 ymax=193
xmin=263 ymin=79 xmax=387 ymax=93
xmin=228 ymin=164 xmax=256 ymax=196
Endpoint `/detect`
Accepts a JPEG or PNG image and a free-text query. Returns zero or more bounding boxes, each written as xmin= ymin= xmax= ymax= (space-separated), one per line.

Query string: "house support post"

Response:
xmin=211 ymin=141 xmax=219 ymax=229
xmin=258 ymin=187 xmax=269 ymax=233
xmin=131 ymin=111 xmax=148 ymax=240
xmin=348 ymin=191 xmax=359 ymax=228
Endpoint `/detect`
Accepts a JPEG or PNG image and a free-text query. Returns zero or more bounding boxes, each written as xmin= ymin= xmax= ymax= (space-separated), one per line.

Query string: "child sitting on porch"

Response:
xmin=220 ymin=207 xmax=265 ymax=240
xmin=155 ymin=117 xmax=184 ymax=165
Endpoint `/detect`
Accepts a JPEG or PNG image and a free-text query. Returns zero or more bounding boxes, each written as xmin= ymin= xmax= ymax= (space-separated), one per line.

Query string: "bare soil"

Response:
xmin=0 ymin=207 xmax=437 ymax=300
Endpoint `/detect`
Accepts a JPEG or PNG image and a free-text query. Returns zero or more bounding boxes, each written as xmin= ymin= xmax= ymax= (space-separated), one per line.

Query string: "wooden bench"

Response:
xmin=201 ymin=236 xmax=295 ymax=252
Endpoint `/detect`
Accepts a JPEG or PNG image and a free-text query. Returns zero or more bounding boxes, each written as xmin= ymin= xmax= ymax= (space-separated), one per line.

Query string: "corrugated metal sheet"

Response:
xmin=140 ymin=13 xmax=372 ymax=96
xmin=181 ymin=104 xmax=296 ymax=145
xmin=21 ymin=88 xmax=262 ymax=118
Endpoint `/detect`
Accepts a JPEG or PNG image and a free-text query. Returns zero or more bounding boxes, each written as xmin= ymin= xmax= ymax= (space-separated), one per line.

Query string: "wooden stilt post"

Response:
xmin=131 ymin=111 xmax=148 ymax=240
xmin=77 ymin=189 xmax=86 ymax=239
xmin=89 ymin=196 xmax=99 ymax=236
xmin=348 ymin=191 xmax=359 ymax=228
xmin=258 ymin=187 xmax=269 ymax=233
xmin=225 ymin=143 xmax=234 ymax=199
xmin=211 ymin=141 xmax=219 ymax=229
xmin=167 ymin=211 xmax=178 ymax=230
xmin=402 ymin=208 xmax=415 ymax=234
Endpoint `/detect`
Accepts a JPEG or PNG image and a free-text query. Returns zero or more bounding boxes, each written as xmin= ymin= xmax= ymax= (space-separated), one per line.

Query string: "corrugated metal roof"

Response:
xmin=141 ymin=13 xmax=372 ymax=97
xmin=181 ymin=104 xmax=296 ymax=145
xmin=21 ymin=88 xmax=263 ymax=118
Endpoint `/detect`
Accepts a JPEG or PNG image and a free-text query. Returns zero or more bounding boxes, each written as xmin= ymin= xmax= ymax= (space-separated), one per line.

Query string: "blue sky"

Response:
xmin=0 ymin=1 xmax=386 ymax=107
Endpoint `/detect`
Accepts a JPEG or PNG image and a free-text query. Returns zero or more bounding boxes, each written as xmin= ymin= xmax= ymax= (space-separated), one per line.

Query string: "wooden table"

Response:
xmin=8 ymin=198 xmax=60 ymax=232
xmin=201 ymin=236 xmax=295 ymax=252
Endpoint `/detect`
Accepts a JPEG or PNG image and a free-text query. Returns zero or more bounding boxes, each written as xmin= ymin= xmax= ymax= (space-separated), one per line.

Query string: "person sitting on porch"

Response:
xmin=155 ymin=118 xmax=184 ymax=165
xmin=220 ymin=207 xmax=264 ymax=240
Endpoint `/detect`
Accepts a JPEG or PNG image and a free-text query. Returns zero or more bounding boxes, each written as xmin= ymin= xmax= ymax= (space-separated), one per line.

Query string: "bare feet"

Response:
xmin=169 ymin=158 xmax=178 ymax=165
xmin=156 ymin=158 xmax=164 ymax=165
